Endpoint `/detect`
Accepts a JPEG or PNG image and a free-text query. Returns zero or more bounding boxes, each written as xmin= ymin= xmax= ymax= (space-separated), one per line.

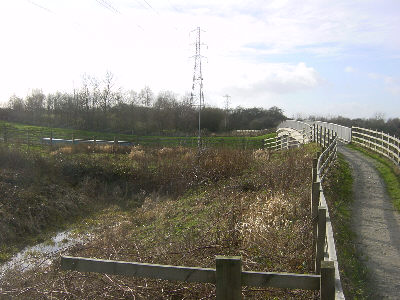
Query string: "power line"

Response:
xmin=94 ymin=0 xmax=144 ymax=30
xmin=142 ymin=0 xmax=159 ymax=15
xmin=26 ymin=0 xmax=54 ymax=14
xmin=95 ymin=0 xmax=120 ymax=14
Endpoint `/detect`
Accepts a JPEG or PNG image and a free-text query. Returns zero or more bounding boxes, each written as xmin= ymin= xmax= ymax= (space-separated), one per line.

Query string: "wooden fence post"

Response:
xmin=320 ymin=261 xmax=335 ymax=300
xmin=312 ymin=158 xmax=318 ymax=183
xmin=72 ymin=133 xmax=75 ymax=144
xmin=319 ymin=126 xmax=322 ymax=147
xmin=313 ymin=124 xmax=316 ymax=142
xmin=316 ymin=206 xmax=326 ymax=274
xmin=327 ymin=129 xmax=330 ymax=146
xmin=216 ymin=256 xmax=242 ymax=300
xmin=50 ymin=130 xmax=53 ymax=146
xmin=311 ymin=181 xmax=320 ymax=252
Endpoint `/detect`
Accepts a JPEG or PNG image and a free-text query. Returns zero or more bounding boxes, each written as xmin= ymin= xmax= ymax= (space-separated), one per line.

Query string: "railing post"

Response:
xmin=312 ymin=158 xmax=318 ymax=183
xmin=327 ymin=129 xmax=330 ymax=146
xmin=316 ymin=206 xmax=326 ymax=274
xmin=313 ymin=124 xmax=316 ymax=142
xmin=50 ymin=130 xmax=53 ymax=146
xmin=319 ymin=126 xmax=322 ymax=147
xmin=216 ymin=256 xmax=242 ymax=300
xmin=311 ymin=181 xmax=320 ymax=252
xmin=320 ymin=261 xmax=335 ymax=300
xmin=72 ymin=133 xmax=75 ymax=144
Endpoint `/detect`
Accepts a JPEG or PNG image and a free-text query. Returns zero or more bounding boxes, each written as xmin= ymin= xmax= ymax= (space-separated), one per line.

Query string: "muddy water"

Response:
xmin=0 ymin=230 xmax=91 ymax=280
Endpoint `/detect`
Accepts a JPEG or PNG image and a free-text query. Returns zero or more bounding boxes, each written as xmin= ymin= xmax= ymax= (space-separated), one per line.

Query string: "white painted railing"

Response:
xmin=352 ymin=126 xmax=400 ymax=166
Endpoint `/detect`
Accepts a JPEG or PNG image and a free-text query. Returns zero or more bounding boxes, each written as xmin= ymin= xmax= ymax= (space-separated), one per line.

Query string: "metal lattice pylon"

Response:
xmin=190 ymin=27 xmax=206 ymax=147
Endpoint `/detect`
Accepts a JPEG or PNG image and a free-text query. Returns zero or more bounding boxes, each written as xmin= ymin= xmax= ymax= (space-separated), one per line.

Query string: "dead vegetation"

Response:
xmin=0 ymin=145 xmax=318 ymax=299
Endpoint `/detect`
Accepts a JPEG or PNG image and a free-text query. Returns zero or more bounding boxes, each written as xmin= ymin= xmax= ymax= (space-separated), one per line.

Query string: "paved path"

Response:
xmin=339 ymin=145 xmax=400 ymax=299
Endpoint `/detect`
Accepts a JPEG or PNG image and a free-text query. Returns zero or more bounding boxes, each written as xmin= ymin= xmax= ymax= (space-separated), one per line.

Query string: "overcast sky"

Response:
xmin=0 ymin=0 xmax=399 ymax=119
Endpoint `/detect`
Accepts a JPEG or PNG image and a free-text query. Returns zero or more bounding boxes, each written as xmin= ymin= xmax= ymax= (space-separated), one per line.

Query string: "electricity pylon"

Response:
xmin=223 ymin=94 xmax=231 ymax=131
xmin=190 ymin=27 xmax=206 ymax=148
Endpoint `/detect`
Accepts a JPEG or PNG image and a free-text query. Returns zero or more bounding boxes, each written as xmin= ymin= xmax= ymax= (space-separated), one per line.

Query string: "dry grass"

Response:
xmin=0 ymin=146 xmax=318 ymax=299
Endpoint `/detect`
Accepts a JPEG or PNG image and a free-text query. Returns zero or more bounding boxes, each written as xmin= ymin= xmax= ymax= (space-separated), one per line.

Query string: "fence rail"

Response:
xmin=312 ymin=124 xmax=344 ymax=300
xmin=352 ymin=126 xmax=400 ymax=166
xmin=59 ymin=123 xmax=342 ymax=299
xmin=276 ymin=120 xmax=344 ymax=299
xmin=61 ymin=255 xmax=334 ymax=299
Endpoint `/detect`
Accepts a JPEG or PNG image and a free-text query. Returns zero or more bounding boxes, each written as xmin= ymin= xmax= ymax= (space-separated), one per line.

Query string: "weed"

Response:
xmin=1 ymin=146 xmax=317 ymax=299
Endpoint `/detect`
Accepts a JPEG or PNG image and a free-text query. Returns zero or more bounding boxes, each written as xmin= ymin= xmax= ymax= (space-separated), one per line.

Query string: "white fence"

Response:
xmin=269 ymin=120 xmax=345 ymax=299
xmin=312 ymin=131 xmax=344 ymax=300
xmin=278 ymin=120 xmax=313 ymax=140
xmin=313 ymin=121 xmax=351 ymax=143
xmin=352 ymin=126 xmax=400 ymax=166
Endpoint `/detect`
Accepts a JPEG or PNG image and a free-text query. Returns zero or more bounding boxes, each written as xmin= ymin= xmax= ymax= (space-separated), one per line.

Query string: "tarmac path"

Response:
xmin=339 ymin=145 xmax=400 ymax=299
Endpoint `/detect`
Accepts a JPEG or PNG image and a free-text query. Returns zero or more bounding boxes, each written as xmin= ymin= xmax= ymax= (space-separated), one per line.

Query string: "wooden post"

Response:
xmin=216 ymin=256 xmax=242 ymax=300
xmin=319 ymin=126 xmax=322 ymax=147
xmin=72 ymin=133 xmax=75 ymax=144
xmin=50 ymin=130 xmax=53 ymax=146
xmin=320 ymin=261 xmax=335 ymax=300
xmin=27 ymin=130 xmax=30 ymax=150
xmin=311 ymin=181 xmax=320 ymax=251
xmin=93 ymin=136 xmax=96 ymax=145
xmin=313 ymin=124 xmax=316 ymax=142
xmin=312 ymin=158 xmax=318 ymax=182
xmin=316 ymin=206 xmax=326 ymax=274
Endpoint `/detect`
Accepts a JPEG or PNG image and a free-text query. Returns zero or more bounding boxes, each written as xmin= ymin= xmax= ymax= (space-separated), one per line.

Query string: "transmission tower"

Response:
xmin=190 ymin=27 xmax=206 ymax=148
xmin=223 ymin=94 xmax=231 ymax=131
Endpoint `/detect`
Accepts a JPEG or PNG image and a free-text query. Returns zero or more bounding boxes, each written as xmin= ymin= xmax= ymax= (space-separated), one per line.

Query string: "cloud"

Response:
xmin=345 ymin=66 xmax=355 ymax=73
xmin=223 ymin=62 xmax=322 ymax=100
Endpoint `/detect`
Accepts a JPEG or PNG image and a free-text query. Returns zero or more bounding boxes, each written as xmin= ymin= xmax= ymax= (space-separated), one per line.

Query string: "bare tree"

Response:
xmin=139 ymin=86 xmax=154 ymax=107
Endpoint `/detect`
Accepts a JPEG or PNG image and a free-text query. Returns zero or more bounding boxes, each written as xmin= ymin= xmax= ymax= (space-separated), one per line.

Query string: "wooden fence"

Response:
xmin=61 ymin=255 xmax=334 ymax=299
xmin=264 ymin=127 xmax=312 ymax=150
xmin=312 ymin=124 xmax=344 ymax=299
xmin=59 ymin=124 xmax=343 ymax=299
xmin=352 ymin=126 xmax=400 ymax=166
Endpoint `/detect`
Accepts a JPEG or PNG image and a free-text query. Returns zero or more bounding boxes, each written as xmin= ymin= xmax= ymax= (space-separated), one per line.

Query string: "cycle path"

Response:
xmin=339 ymin=145 xmax=400 ymax=299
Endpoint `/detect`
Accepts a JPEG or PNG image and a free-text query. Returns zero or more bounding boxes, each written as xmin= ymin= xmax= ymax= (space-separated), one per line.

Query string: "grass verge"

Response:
xmin=348 ymin=143 xmax=400 ymax=211
xmin=324 ymin=153 xmax=370 ymax=299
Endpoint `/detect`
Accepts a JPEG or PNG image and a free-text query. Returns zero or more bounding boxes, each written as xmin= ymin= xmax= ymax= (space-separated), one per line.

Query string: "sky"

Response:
xmin=0 ymin=0 xmax=399 ymax=119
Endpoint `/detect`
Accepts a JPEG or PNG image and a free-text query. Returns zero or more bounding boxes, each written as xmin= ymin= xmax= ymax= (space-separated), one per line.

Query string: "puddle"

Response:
xmin=0 ymin=230 xmax=92 ymax=280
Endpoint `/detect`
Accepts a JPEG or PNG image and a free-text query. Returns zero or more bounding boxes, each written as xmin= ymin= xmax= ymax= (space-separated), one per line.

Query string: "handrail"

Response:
xmin=352 ymin=126 xmax=400 ymax=166
xmin=314 ymin=126 xmax=344 ymax=300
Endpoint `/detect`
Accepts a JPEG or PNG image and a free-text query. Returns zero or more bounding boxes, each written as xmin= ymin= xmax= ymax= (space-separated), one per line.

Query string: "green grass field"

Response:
xmin=0 ymin=120 xmax=275 ymax=148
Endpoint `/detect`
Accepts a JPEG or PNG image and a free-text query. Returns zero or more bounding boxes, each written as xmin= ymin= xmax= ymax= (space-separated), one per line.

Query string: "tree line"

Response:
xmin=0 ymin=73 xmax=286 ymax=135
